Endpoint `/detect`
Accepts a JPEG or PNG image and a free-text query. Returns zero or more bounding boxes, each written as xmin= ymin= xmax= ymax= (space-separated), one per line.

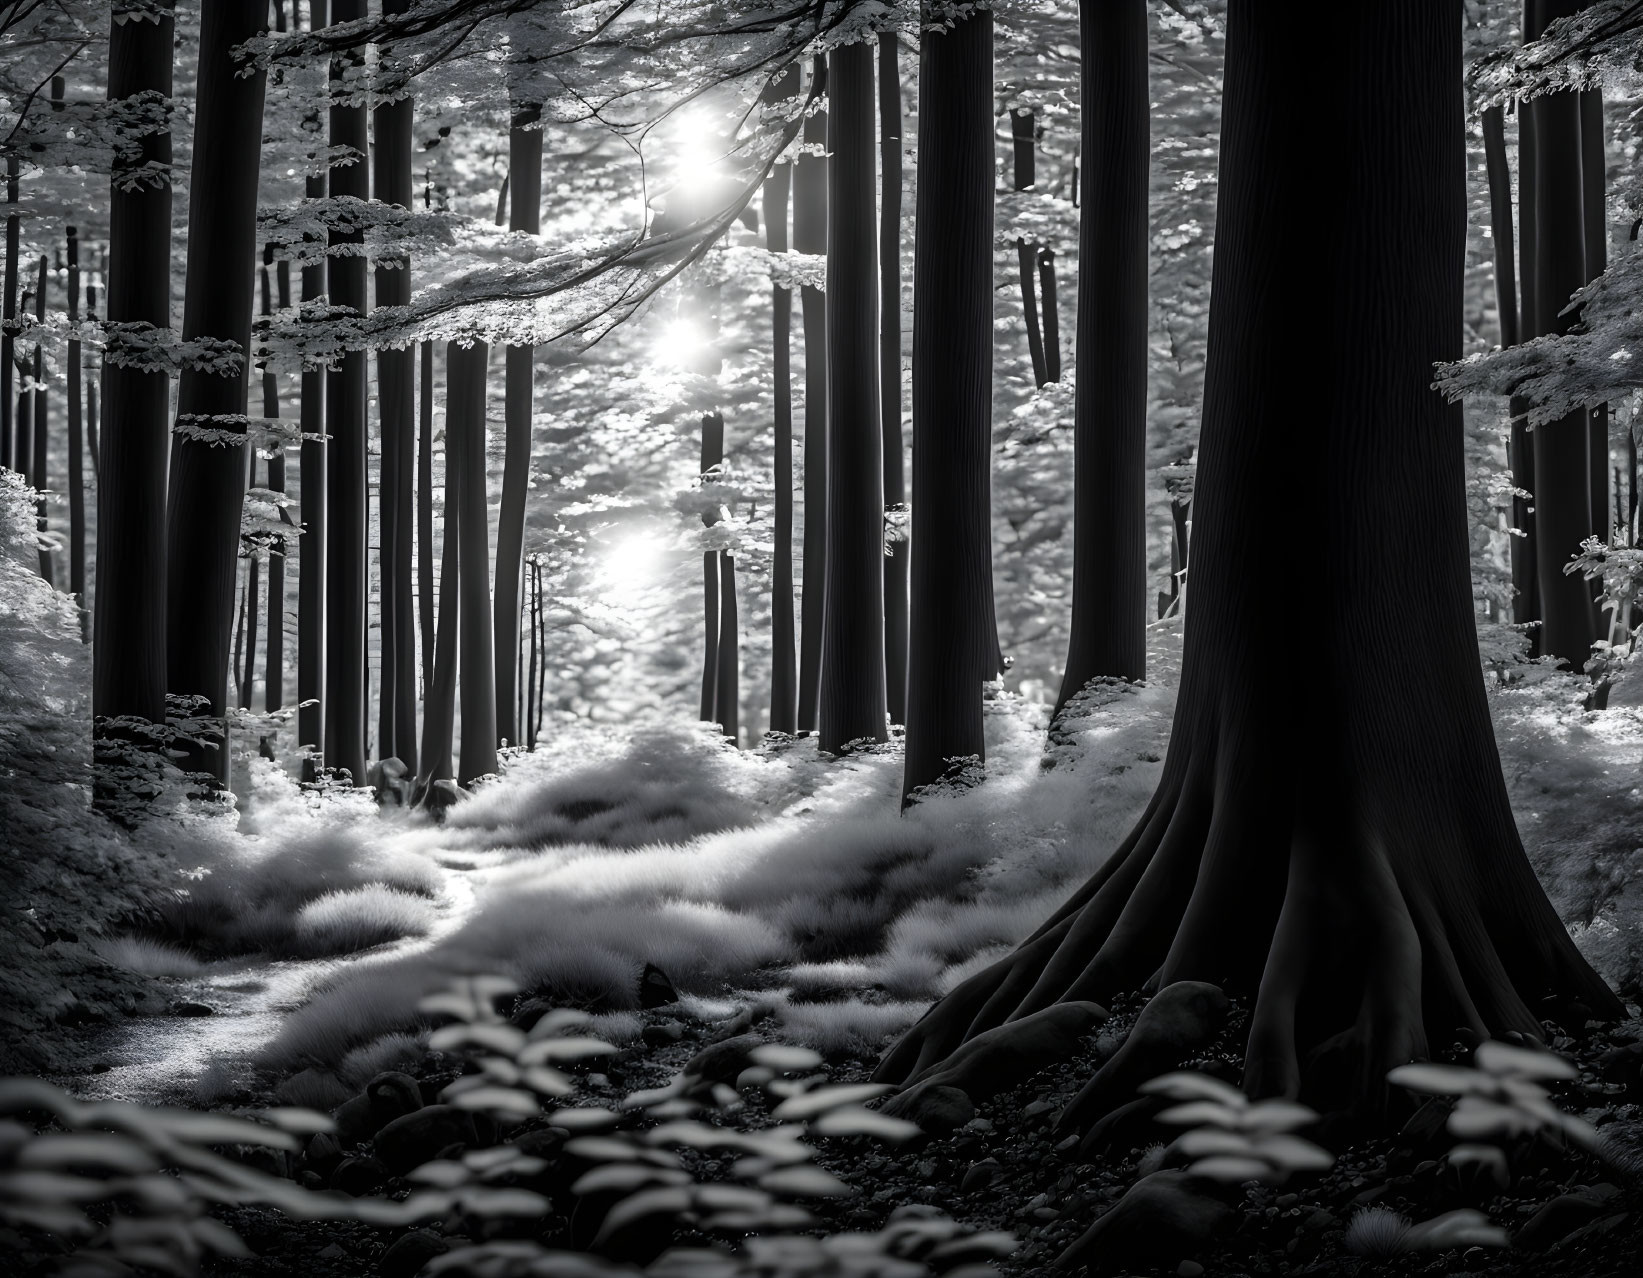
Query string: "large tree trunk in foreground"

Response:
xmin=449 ymin=341 xmax=497 ymax=785
xmin=880 ymin=32 xmax=908 ymax=729
xmin=375 ymin=0 xmax=418 ymax=771
xmin=93 ymin=1 xmax=174 ymax=776
xmin=1581 ymin=87 xmax=1607 ymax=543
xmin=879 ymin=0 xmax=1623 ymax=1115
xmin=764 ymin=67 xmax=798 ymax=737
xmin=818 ymin=40 xmax=886 ymax=754
xmin=1053 ymin=0 xmax=1148 ymax=716
xmin=495 ymin=101 xmax=542 ymax=751
xmin=326 ymin=0 xmax=369 ymax=784
xmin=901 ymin=11 xmax=994 ymax=798
xmin=794 ymin=56 xmax=828 ymax=735
xmin=164 ymin=0 xmax=268 ymax=780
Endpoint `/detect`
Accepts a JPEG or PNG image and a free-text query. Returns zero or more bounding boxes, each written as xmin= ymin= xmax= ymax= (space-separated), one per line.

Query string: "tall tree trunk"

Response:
xmin=326 ymin=0 xmax=369 ymax=784
xmin=879 ymin=0 xmax=1623 ymax=1126
xmin=33 ymin=254 xmax=50 ymax=583
xmin=418 ymin=385 xmax=460 ymax=792
xmin=67 ymin=227 xmax=86 ymax=640
xmin=265 ymin=248 xmax=290 ymax=711
xmin=902 ymin=10 xmax=995 ymax=798
xmin=1481 ymin=104 xmax=1539 ymax=637
xmin=525 ymin=553 xmax=539 ymax=751
xmin=419 ymin=339 xmax=435 ymax=688
xmin=298 ymin=14 xmax=328 ymax=779
xmin=794 ymin=56 xmax=828 ymax=734
xmin=240 ymin=558 xmax=258 ymax=709
xmin=495 ymin=100 xmax=542 ymax=750
xmin=699 ymin=413 xmax=723 ymax=723
xmin=85 ymin=289 xmax=98 ymax=485
xmin=164 ymin=0 xmax=268 ymax=782
xmin=880 ymin=32 xmax=909 ymax=729
xmin=1012 ymin=107 xmax=1048 ymax=388
xmin=375 ymin=0 xmax=417 ymax=771
xmin=447 ymin=340 xmax=497 ymax=784
xmin=93 ymin=0 xmax=174 ymax=786
xmin=1515 ymin=94 xmax=1542 ymax=643
xmin=765 ymin=67 xmax=798 ymax=736
xmin=716 ymin=548 xmax=740 ymax=744
xmin=1053 ymin=0 xmax=1149 ymax=717
xmin=818 ymin=40 xmax=886 ymax=754
xmin=1582 ymin=88 xmax=1607 ymax=541
xmin=15 ymin=369 xmax=30 ymax=495
xmin=1 ymin=154 xmax=15 ymax=473
xmin=1526 ymin=0 xmax=1599 ymax=670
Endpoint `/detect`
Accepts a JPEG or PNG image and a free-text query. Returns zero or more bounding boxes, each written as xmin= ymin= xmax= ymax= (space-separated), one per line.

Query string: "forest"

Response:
xmin=2 ymin=0 xmax=1643 ymax=1275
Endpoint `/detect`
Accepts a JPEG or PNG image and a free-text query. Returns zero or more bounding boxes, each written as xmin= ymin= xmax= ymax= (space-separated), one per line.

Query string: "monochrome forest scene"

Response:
xmin=6 ymin=1 xmax=1643 ymax=1275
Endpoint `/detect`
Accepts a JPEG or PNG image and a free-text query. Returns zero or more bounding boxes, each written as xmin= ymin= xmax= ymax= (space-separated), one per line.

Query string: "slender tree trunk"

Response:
xmin=419 ymin=339 xmax=435 ymax=688
xmin=265 ymin=249 xmax=290 ymax=711
xmin=33 ymin=254 xmax=50 ymax=584
xmin=2 ymin=154 xmax=15 ymax=473
xmin=164 ymin=0 xmax=269 ymax=782
xmin=418 ymin=388 xmax=459 ymax=792
xmin=716 ymin=549 xmax=740 ymax=743
xmin=495 ymin=101 xmax=542 ymax=751
xmin=819 ymin=40 xmax=886 ymax=754
xmin=699 ymin=413 xmax=723 ymax=723
xmin=525 ymin=553 xmax=539 ymax=751
xmin=233 ymin=566 xmax=248 ymax=708
xmin=298 ymin=1 xmax=328 ymax=779
xmin=1527 ymin=0 xmax=1599 ymax=669
xmin=68 ymin=228 xmax=85 ymax=639
xmin=794 ymin=56 xmax=828 ymax=734
xmin=15 ymin=373 xmax=30 ymax=496
xmin=85 ymin=283 xmax=98 ymax=482
xmin=1481 ymin=104 xmax=1539 ymax=637
xmin=765 ymin=67 xmax=798 ymax=736
xmin=446 ymin=340 xmax=497 ymax=784
xmin=375 ymin=0 xmax=418 ymax=771
xmin=880 ymin=32 xmax=909 ymax=728
xmin=1012 ymin=107 xmax=1048 ymax=388
xmin=880 ymin=0 xmax=1624 ymax=1123
xmin=326 ymin=0 xmax=369 ymax=784
xmin=1053 ymin=0 xmax=1149 ymax=716
xmin=1039 ymin=247 xmax=1062 ymax=382
xmin=240 ymin=558 xmax=258 ymax=709
xmin=1582 ymin=88 xmax=1608 ymax=540
xmin=902 ymin=10 xmax=995 ymax=798
xmin=93 ymin=0 xmax=174 ymax=784
xmin=1515 ymin=95 xmax=1542 ymax=642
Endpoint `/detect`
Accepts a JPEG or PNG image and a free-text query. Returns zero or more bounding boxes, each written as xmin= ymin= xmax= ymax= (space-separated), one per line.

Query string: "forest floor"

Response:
xmin=8 ymin=624 xmax=1643 ymax=1275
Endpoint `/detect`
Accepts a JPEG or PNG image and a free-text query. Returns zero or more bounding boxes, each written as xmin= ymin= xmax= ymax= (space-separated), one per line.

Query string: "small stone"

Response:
xmin=373 ymin=1104 xmax=481 ymax=1175
xmin=318 ymin=1243 xmax=347 ymax=1260
xmin=961 ymin=1158 xmax=1003 ymax=1192
xmin=880 ymin=1083 xmax=975 ymax=1135
xmin=1178 ymin=1262 xmax=1205 ymax=1278
xmin=330 ymin=1154 xmax=387 ymax=1196
xmin=171 ymin=1002 xmax=214 ymax=1017
xmin=639 ymin=963 xmax=678 ymax=1009
xmin=683 ymin=1033 xmax=761 ymax=1083
xmin=378 ymin=1229 xmax=450 ymax=1278
xmin=1056 ymin=1171 xmax=1234 ymax=1270
xmin=642 ymin=1021 xmax=684 ymax=1047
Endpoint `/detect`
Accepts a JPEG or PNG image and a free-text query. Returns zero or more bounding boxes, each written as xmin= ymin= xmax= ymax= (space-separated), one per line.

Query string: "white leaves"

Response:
xmin=1386 ymin=1062 xmax=1495 ymax=1096
xmin=1144 ymin=1071 xmax=1331 ymax=1186
xmin=1474 ymin=1041 xmax=1578 ymax=1081
xmin=746 ymin=1044 xmax=823 ymax=1073
xmin=1404 ymin=1208 xmax=1510 ymax=1251
xmin=1140 ymin=1071 xmax=1248 ymax=1108
xmin=752 ymin=1165 xmax=854 ymax=1199
xmin=769 ymin=1083 xmax=894 ymax=1121
xmin=1387 ymin=1042 xmax=1598 ymax=1155
xmin=808 ymin=1105 xmax=922 ymax=1144
xmin=429 ymin=1022 xmax=528 ymax=1057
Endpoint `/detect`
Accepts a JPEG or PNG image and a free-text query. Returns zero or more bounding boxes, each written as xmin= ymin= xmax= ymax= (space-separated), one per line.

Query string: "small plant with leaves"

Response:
xmin=1138 ymin=1071 xmax=1335 ymax=1185
xmin=1344 ymin=1205 xmax=1509 ymax=1256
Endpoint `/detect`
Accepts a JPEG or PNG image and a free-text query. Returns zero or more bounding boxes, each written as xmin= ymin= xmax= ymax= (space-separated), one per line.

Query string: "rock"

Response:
xmin=1057 ymin=983 xmax=1229 ymax=1133
xmin=905 ymin=1002 xmax=1109 ymax=1104
xmin=330 ymin=1154 xmax=388 ymax=1196
xmin=683 ymin=1033 xmax=762 ymax=1083
xmin=378 ymin=1229 xmax=450 ymax=1278
xmin=1550 ymin=1210 xmax=1630 ymax=1253
xmin=335 ymin=1071 xmax=425 ymax=1146
xmin=642 ymin=1020 xmax=684 ymax=1048
xmin=639 ymin=963 xmax=679 ymax=1009
xmin=961 ymin=1158 xmax=1004 ymax=1192
xmin=305 ymin=1131 xmax=343 ymax=1173
xmin=373 ymin=1105 xmax=481 ymax=1176
xmin=318 ymin=1243 xmax=348 ymax=1260
xmin=171 ymin=1001 xmax=214 ymax=1018
xmin=419 ymin=779 xmax=466 ymax=822
xmin=879 ymin=1083 xmax=975 ymax=1135
xmin=277 ymin=1068 xmax=353 ymax=1112
xmin=1516 ymin=1183 xmax=1624 ymax=1251
xmin=369 ymin=757 xmax=411 ymax=806
xmin=1079 ymin=1095 xmax=1167 ymax=1157
xmin=1056 ymin=1171 xmax=1234 ymax=1270
xmin=1177 ymin=1262 xmax=1205 ymax=1278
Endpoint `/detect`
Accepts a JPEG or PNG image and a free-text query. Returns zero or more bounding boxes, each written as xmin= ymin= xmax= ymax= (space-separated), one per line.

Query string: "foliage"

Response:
xmin=1139 ymin=1071 xmax=1333 ymax=1186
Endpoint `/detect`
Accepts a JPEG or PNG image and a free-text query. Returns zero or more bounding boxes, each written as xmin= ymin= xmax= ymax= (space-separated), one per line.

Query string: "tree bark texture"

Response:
xmin=67 ymin=228 xmax=86 ymax=640
xmin=1054 ymin=0 xmax=1149 ymax=717
xmin=418 ymin=374 xmax=460 ymax=792
xmin=795 ymin=56 xmax=828 ymax=734
xmin=699 ymin=412 xmax=723 ymax=725
xmin=448 ymin=340 xmax=497 ymax=784
xmin=819 ymin=40 xmax=886 ymax=754
xmin=265 ymin=250 xmax=291 ymax=711
xmin=93 ymin=2 xmax=173 ymax=761
xmin=326 ymin=0 xmax=369 ymax=784
xmin=879 ymin=0 xmax=1623 ymax=1117
xmin=33 ymin=255 xmax=49 ymax=583
xmin=495 ymin=101 xmax=542 ymax=751
xmin=1012 ymin=108 xmax=1048 ymax=389
xmin=902 ymin=11 xmax=996 ymax=797
xmin=375 ymin=0 xmax=418 ymax=771
xmin=419 ymin=340 xmax=436 ymax=690
xmin=2 ymin=154 xmax=15 ymax=472
xmin=765 ymin=67 xmax=798 ymax=737
xmin=880 ymin=32 xmax=908 ymax=729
